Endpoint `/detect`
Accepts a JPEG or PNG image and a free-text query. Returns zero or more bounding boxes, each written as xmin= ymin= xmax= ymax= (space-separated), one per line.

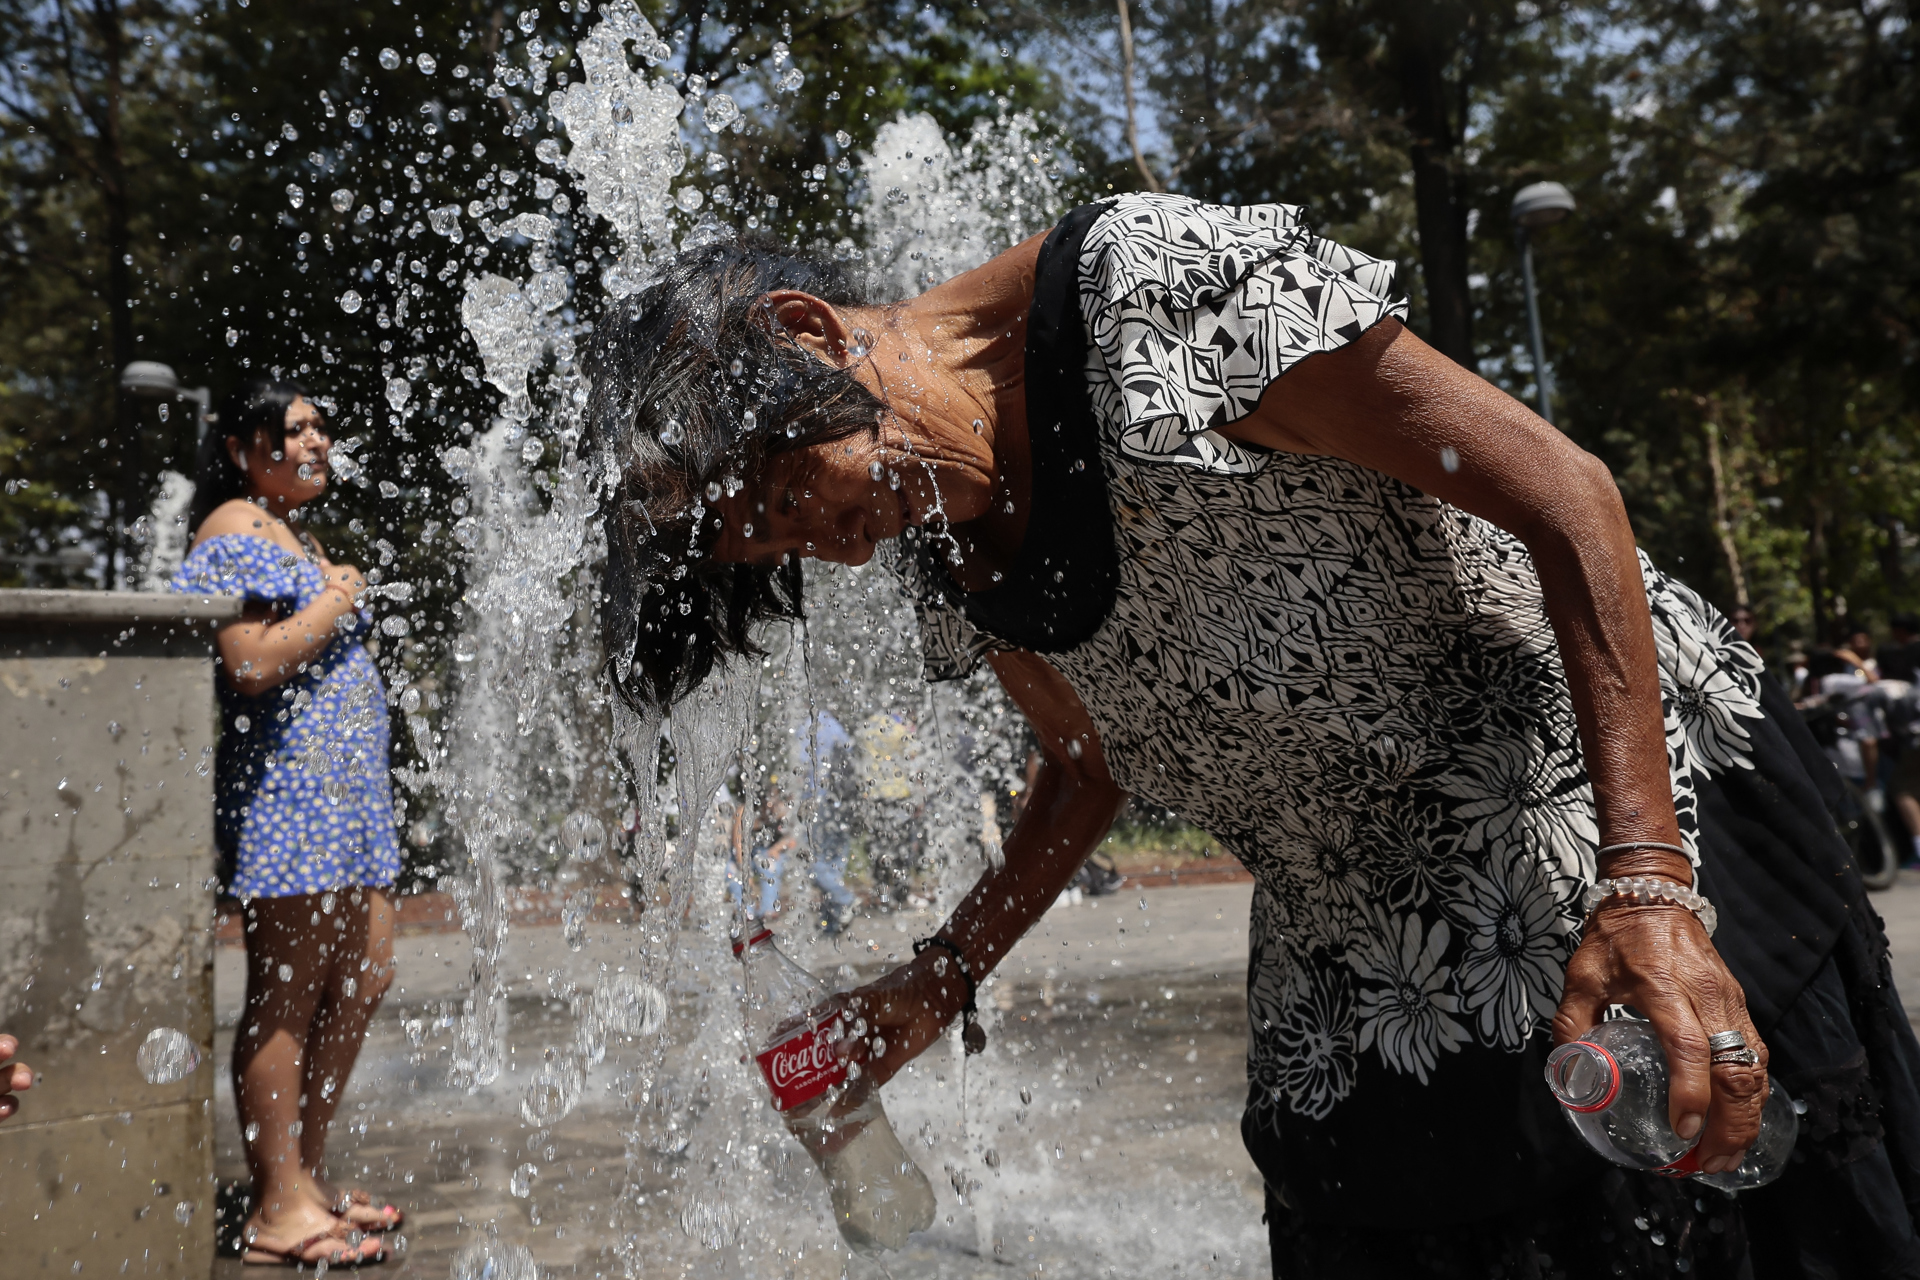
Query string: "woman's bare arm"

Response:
xmin=842 ymin=650 xmax=1129 ymax=1086
xmin=1223 ymin=317 xmax=1765 ymax=1173
xmin=194 ymin=503 xmax=366 ymax=696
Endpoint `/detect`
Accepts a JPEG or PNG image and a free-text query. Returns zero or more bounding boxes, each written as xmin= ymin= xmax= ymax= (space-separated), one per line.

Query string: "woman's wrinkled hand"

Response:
xmin=1553 ymin=901 xmax=1768 ymax=1175
xmin=828 ymin=952 xmax=970 ymax=1089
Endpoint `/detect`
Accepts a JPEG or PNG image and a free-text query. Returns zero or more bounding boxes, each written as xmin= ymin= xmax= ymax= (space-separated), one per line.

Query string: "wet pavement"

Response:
xmin=209 ymin=881 xmax=1267 ymax=1278
xmin=207 ymin=867 xmax=1920 ymax=1278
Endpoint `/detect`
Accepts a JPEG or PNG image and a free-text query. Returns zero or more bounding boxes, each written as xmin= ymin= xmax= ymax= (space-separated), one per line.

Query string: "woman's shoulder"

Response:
xmin=1080 ymin=194 xmax=1316 ymax=308
xmin=173 ymin=507 xmax=311 ymax=596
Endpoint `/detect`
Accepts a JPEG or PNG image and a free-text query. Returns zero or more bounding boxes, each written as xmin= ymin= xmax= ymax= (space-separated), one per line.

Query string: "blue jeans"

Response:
xmin=730 ymin=825 xmax=854 ymax=918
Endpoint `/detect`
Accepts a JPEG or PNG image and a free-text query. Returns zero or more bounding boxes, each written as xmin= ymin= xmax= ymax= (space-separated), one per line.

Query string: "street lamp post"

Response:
xmin=1510 ymin=181 xmax=1577 ymax=425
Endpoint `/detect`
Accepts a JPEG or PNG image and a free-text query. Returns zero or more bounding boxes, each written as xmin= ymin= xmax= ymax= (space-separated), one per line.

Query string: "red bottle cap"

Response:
xmin=730 ymin=926 xmax=774 ymax=956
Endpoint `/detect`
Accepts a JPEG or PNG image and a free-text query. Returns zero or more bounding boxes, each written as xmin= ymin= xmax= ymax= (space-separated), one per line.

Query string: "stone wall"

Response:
xmin=0 ymin=590 xmax=239 ymax=1277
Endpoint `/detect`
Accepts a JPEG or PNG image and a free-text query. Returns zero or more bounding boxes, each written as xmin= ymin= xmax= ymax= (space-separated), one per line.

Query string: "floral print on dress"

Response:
xmin=171 ymin=534 xmax=401 ymax=898
xmin=900 ymin=194 xmax=1770 ymax=1135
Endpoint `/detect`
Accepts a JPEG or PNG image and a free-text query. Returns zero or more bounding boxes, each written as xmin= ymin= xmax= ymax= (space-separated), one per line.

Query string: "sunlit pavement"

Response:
xmin=209 ymin=881 xmax=1267 ymax=1278
xmin=208 ymin=868 xmax=1920 ymax=1278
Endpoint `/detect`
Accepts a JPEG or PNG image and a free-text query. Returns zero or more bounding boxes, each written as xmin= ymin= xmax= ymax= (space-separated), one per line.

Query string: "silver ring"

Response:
xmin=1712 ymin=1047 xmax=1761 ymax=1068
xmin=1707 ymin=1030 xmax=1749 ymax=1053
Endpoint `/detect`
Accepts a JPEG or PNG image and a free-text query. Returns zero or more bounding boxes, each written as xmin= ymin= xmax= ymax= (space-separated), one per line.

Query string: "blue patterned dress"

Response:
xmin=171 ymin=534 xmax=402 ymax=898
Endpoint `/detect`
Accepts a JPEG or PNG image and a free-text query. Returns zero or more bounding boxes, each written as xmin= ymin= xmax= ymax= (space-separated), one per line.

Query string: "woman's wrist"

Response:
xmin=1596 ymin=848 xmax=1693 ymax=887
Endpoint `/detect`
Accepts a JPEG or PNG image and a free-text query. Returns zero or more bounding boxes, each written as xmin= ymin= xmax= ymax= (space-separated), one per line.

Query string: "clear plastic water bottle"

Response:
xmin=1545 ymin=1017 xmax=1799 ymax=1190
xmin=735 ymin=927 xmax=937 ymax=1253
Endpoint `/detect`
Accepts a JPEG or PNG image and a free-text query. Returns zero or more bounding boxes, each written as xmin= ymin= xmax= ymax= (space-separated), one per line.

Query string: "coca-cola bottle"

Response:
xmin=1545 ymin=1016 xmax=1800 ymax=1190
xmin=735 ymin=927 xmax=937 ymax=1253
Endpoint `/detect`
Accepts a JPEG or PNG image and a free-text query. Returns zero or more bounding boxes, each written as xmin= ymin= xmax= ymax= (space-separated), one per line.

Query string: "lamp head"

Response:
xmin=1511 ymin=181 xmax=1576 ymax=230
xmin=119 ymin=361 xmax=182 ymax=398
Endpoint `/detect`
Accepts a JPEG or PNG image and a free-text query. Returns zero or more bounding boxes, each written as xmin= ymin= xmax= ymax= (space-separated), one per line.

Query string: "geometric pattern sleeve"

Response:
xmin=1080 ymin=193 xmax=1410 ymax=476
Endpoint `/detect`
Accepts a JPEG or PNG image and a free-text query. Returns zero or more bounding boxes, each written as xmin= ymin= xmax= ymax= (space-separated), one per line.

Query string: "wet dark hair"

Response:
xmin=187 ymin=379 xmax=313 ymax=532
xmin=585 ymin=236 xmax=888 ymax=710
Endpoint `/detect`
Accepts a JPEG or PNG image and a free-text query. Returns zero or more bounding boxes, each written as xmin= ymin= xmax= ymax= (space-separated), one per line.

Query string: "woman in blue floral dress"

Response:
xmin=171 ymin=381 xmax=401 ymax=1267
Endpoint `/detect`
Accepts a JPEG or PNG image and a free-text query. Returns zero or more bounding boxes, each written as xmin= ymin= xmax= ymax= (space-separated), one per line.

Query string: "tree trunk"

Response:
xmin=1387 ymin=4 xmax=1474 ymax=366
xmin=91 ymin=0 xmax=138 ymax=587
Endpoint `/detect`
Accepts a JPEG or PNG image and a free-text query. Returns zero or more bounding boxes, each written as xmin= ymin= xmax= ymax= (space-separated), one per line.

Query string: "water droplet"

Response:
xmin=1066 ymin=737 xmax=1084 ymax=759
xmin=560 ymin=811 xmax=607 ymax=861
xmin=226 ymin=327 xmax=239 ymax=347
xmin=659 ymin=419 xmax=684 ymax=447
xmin=705 ymin=481 xmax=722 ymax=502
xmin=1440 ymin=446 xmax=1460 ymax=473
xmin=849 ymin=328 xmax=873 ymax=358
xmin=535 ymin=137 xmax=562 ymax=166
xmin=399 ymin=687 xmax=422 ymax=714
xmin=592 ymin=973 xmax=667 ymax=1037
xmin=740 ymin=408 xmax=756 ymax=431
xmin=331 ymin=188 xmax=354 ymax=213
xmin=338 ymin=290 xmax=362 ymax=315
xmin=378 ymin=47 xmax=401 ymax=70
xmin=520 ymin=1052 xmax=583 ymax=1126
xmin=973 ymin=418 xmax=985 ymax=434
xmin=285 ymin=183 xmax=304 ymax=209
xmin=342 ymin=976 xmax=356 ymax=998
xmin=778 ymin=66 xmax=804 ymax=93
xmin=347 ymin=107 xmax=366 ymax=128
xmin=385 ymin=377 xmax=410 ymax=413
xmin=869 ymin=460 xmax=885 ymax=482
xmin=277 ymin=964 xmax=294 ymax=982
xmin=244 ymin=1122 xmax=260 ymax=1143
xmin=174 ymin=1201 xmax=194 ymax=1226
xmin=509 ymin=1162 xmax=538 ymax=1198
xmin=380 ymin=616 xmax=411 ymax=637
xmin=415 ymin=52 xmax=436 ymax=74
xmin=428 ymin=204 xmax=463 ymax=241
xmin=234 ymin=714 xmax=251 ymax=733
xmin=702 ymin=94 xmax=741 ymax=132
xmin=450 ymin=1241 xmax=537 ymax=1280
xmin=280 ymin=123 xmax=298 ymax=141
xmin=1020 ymin=1087 xmax=1032 ymax=1105
xmin=835 ymin=129 xmax=852 ymax=147
xmin=520 ymin=437 xmax=544 ymax=465
xmin=136 ymin=1028 xmax=201 ymax=1084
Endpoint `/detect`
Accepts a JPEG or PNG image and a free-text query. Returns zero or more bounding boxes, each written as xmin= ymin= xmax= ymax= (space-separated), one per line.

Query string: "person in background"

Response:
xmin=170 ymin=381 xmax=399 ymax=1268
xmin=786 ymin=711 xmax=858 ymax=933
xmin=1879 ymin=615 xmax=1920 ymax=864
xmin=1728 ymin=605 xmax=1756 ymax=643
xmin=1880 ymin=613 xmax=1920 ymax=685
xmin=0 ymin=1035 xmax=34 ymax=1121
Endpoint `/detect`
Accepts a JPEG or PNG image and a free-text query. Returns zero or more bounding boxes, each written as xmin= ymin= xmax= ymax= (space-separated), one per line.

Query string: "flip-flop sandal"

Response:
xmin=332 ymin=1189 xmax=405 ymax=1230
xmin=242 ymin=1230 xmax=387 ymax=1268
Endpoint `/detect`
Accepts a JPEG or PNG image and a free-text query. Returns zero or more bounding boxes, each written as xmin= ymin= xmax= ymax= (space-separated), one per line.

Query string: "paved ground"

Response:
xmin=206 ymin=868 xmax=1920 ymax=1278
xmin=209 ymin=882 xmax=1266 ymax=1278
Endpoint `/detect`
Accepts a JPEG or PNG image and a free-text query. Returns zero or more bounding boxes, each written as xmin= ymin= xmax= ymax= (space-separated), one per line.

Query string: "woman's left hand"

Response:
xmin=1553 ymin=901 xmax=1768 ymax=1175
xmin=828 ymin=951 xmax=968 ymax=1090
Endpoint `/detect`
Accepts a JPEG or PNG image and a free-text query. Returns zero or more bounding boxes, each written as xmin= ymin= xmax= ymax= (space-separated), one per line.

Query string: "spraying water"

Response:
xmin=311 ymin=3 xmax=1097 ymax=1270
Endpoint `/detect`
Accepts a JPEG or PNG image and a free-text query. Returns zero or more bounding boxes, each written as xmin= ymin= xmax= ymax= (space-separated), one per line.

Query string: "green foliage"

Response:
xmin=4 ymin=0 xmax=1918 ymax=666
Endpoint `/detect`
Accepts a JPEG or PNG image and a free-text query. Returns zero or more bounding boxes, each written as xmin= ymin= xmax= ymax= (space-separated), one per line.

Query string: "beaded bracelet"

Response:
xmin=1582 ymin=876 xmax=1718 ymax=938
xmin=914 ymin=936 xmax=986 ymax=1055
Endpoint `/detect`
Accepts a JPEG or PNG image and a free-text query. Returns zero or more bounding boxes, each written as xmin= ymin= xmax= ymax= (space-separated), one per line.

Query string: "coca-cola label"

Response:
xmin=755 ymin=1012 xmax=847 ymax=1111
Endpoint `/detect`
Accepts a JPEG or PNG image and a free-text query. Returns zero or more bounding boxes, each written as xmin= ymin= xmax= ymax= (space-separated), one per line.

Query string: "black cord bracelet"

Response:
xmin=914 ymin=935 xmax=986 ymax=1055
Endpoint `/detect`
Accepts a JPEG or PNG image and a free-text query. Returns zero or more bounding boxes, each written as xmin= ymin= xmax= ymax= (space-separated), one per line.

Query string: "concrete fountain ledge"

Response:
xmin=0 ymin=588 xmax=241 ymax=1277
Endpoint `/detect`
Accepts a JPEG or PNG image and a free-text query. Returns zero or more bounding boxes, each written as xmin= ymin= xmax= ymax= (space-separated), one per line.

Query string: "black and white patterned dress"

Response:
xmin=896 ymin=195 xmax=1920 ymax=1259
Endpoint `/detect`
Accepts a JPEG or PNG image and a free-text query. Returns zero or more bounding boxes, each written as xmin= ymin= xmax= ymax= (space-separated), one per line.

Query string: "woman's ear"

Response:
xmin=760 ymin=290 xmax=856 ymax=366
xmin=225 ymin=435 xmax=250 ymax=473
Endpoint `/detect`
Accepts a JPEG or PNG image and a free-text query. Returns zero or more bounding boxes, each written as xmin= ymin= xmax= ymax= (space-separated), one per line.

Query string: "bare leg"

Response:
xmin=232 ymin=894 xmax=384 ymax=1264
xmin=299 ymin=888 xmax=399 ymax=1225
